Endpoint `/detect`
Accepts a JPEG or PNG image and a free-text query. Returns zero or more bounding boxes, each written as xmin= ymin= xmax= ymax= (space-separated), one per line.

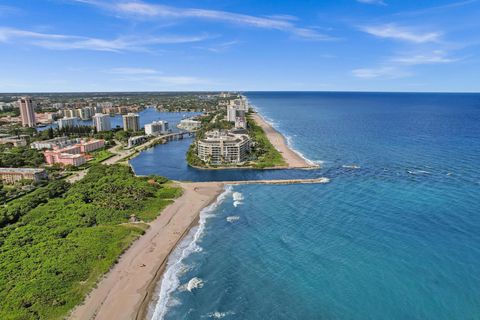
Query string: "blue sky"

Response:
xmin=1 ymin=0 xmax=479 ymax=92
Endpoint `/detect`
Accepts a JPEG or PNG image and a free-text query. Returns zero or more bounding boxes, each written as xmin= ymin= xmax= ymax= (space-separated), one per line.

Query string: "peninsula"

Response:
xmin=186 ymin=94 xmax=317 ymax=169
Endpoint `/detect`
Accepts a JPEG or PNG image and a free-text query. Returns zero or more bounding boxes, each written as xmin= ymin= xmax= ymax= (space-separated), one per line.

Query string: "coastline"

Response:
xmin=69 ymin=108 xmax=322 ymax=319
xmin=184 ymin=111 xmax=318 ymax=171
xmin=249 ymin=112 xmax=318 ymax=169
xmin=68 ymin=181 xmax=225 ymax=320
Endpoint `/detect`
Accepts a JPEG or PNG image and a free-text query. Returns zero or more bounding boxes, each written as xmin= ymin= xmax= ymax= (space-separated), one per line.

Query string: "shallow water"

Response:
xmin=146 ymin=92 xmax=480 ymax=320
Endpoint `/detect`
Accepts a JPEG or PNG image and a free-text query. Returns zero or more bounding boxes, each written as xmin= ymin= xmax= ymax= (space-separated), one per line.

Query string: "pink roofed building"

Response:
xmin=78 ymin=139 xmax=105 ymax=153
xmin=43 ymin=139 xmax=104 ymax=167
xmin=44 ymin=150 xmax=86 ymax=166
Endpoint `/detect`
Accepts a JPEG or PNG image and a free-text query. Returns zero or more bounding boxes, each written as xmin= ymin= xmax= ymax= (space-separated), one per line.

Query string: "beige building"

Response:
xmin=18 ymin=97 xmax=36 ymax=127
xmin=178 ymin=118 xmax=202 ymax=131
xmin=197 ymin=130 xmax=251 ymax=164
xmin=0 ymin=168 xmax=47 ymax=184
xmin=122 ymin=113 xmax=140 ymax=131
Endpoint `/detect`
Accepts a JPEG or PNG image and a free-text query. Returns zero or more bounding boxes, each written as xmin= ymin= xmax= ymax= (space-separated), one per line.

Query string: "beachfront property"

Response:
xmin=178 ymin=118 xmax=202 ymax=131
xmin=18 ymin=97 xmax=36 ymax=128
xmin=58 ymin=117 xmax=79 ymax=129
xmin=0 ymin=167 xmax=47 ymax=184
xmin=197 ymin=129 xmax=251 ymax=164
xmin=123 ymin=113 xmax=140 ymax=131
xmin=227 ymin=98 xmax=248 ymax=129
xmin=145 ymin=120 xmax=169 ymax=136
xmin=92 ymin=113 xmax=111 ymax=132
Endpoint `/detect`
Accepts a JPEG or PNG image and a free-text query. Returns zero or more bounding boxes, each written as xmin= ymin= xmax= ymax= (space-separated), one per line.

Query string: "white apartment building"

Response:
xmin=77 ymin=107 xmax=94 ymax=120
xmin=197 ymin=130 xmax=251 ymax=164
xmin=178 ymin=118 xmax=202 ymax=131
xmin=145 ymin=120 xmax=169 ymax=135
xmin=123 ymin=113 xmax=140 ymax=131
xmin=92 ymin=113 xmax=111 ymax=132
xmin=58 ymin=117 xmax=79 ymax=129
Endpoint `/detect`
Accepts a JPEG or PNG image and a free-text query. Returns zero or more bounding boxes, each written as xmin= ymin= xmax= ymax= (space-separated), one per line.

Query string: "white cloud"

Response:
xmin=72 ymin=0 xmax=332 ymax=40
xmin=0 ymin=27 xmax=210 ymax=52
xmin=391 ymin=51 xmax=458 ymax=65
xmin=353 ymin=50 xmax=459 ymax=79
xmin=357 ymin=0 xmax=386 ymax=5
xmin=361 ymin=24 xmax=441 ymax=43
xmin=352 ymin=66 xmax=410 ymax=79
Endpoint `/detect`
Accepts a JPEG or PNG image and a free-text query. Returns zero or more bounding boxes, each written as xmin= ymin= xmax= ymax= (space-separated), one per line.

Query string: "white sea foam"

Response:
xmin=342 ymin=164 xmax=361 ymax=169
xmin=232 ymin=192 xmax=244 ymax=207
xmin=149 ymin=185 xmax=233 ymax=320
xmin=206 ymin=311 xmax=236 ymax=319
xmin=407 ymin=169 xmax=431 ymax=175
xmin=232 ymin=192 xmax=244 ymax=201
xmin=186 ymin=277 xmax=204 ymax=292
xmin=226 ymin=215 xmax=240 ymax=222
xmin=233 ymin=201 xmax=243 ymax=207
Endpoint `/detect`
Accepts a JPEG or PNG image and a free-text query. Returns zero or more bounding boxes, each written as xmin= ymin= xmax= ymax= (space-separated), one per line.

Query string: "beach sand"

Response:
xmin=250 ymin=113 xmax=317 ymax=169
xmin=69 ymin=112 xmax=320 ymax=320
xmin=68 ymin=181 xmax=225 ymax=320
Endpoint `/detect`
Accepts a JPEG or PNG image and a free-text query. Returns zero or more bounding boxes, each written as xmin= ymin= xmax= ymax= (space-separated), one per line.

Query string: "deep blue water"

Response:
xmin=145 ymin=92 xmax=480 ymax=320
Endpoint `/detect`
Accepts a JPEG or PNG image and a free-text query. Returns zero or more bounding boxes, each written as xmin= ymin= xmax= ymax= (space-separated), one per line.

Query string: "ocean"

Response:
xmin=138 ymin=92 xmax=480 ymax=319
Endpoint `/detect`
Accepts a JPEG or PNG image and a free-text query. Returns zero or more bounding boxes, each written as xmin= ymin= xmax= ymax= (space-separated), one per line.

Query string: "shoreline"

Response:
xmin=69 ymin=108 xmax=323 ymax=319
xmin=68 ymin=181 xmax=225 ymax=320
xmin=249 ymin=112 xmax=318 ymax=169
xmin=68 ymin=177 xmax=329 ymax=320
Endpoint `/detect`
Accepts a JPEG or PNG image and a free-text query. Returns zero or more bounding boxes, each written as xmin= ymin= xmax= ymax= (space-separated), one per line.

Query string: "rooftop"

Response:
xmin=0 ymin=167 xmax=46 ymax=174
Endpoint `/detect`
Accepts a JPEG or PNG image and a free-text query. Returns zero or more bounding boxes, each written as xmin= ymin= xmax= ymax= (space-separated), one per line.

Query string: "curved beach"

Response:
xmin=68 ymin=111 xmax=321 ymax=320
xmin=68 ymin=182 xmax=225 ymax=320
xmin=249 ymin=112 xmax=317 ymax=169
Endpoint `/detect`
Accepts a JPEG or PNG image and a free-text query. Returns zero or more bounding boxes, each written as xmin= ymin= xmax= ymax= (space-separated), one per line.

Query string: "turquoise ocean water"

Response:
xmin=137 ymin=92 xmax=480 ymax=320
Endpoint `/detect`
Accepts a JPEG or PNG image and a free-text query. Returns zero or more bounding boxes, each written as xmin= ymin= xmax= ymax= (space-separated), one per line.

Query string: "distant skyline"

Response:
xmin=1 ymin=0 xmax=480 ymax=92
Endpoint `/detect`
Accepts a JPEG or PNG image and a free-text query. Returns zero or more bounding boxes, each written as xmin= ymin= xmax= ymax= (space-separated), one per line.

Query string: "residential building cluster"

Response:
xmin=62 ymin=106 xmax=98 ymax=120
xmin=197 ymin=129 xmax=251 ymax=164
xmin=0 ymin=168 xmax=47 ymax=184
xmin=226 ymin=98 xmax=248 ymax=129
xmin=41 ymin=138 xmax=105 ymax=167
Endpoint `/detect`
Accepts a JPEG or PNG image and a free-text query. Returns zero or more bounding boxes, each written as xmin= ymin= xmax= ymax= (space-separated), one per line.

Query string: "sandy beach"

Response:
xmin=68 ymin=112 xmax=321 ymax=320
xmin=68 ymin=181 xmax=225 ymax=320
xmin=250 ymin=113 xmax=318 ymax=169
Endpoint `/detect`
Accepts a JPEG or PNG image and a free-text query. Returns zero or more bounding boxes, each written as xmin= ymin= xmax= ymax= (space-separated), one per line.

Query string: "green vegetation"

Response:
xmin=88 ymin=149 xmax=114 ymax=164
xmin=185 ymin=111 xmax=286 ymax=169
xmin=0 ymin=110 xmax=20 ymax=117
xmin=0 ymin=145 xmax=45 ymax=167
xmin=247 ymin=114 xmax=286 ymax=168
xmin=186 ymin=143 xmax=204 ymax=167
xmin=0 ymin=165 xmax=181 ymax=319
